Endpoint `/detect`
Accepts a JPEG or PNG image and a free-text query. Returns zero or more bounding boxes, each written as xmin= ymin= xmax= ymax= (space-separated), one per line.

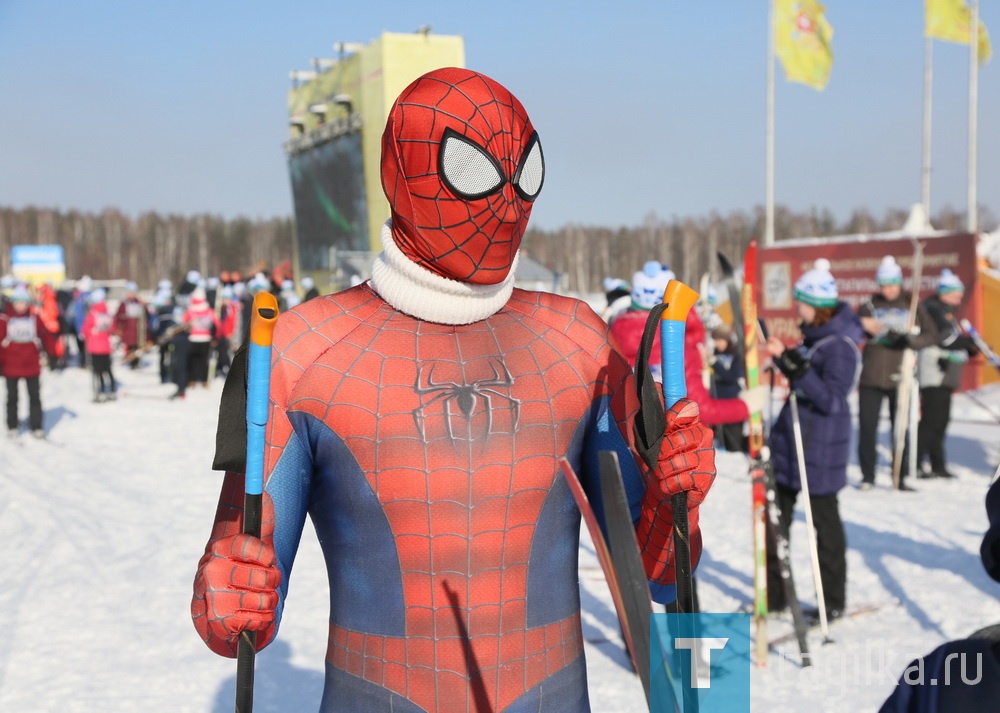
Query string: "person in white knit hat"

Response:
xmin=856 ymin=255 xmax=938 ymax=491
xmin=916 ymin=270 xmax=978 ymax=479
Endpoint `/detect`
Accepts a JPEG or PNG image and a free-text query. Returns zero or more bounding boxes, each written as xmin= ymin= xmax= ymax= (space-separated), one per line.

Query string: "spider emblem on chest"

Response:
xmin=412 ymin=358 xmax=520 ymax=445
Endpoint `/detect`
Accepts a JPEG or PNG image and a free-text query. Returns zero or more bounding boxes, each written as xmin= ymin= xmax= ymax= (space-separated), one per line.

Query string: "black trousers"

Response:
xmin=90 ymin=354 xmax=117 ymax=396
xmin=187 ymin=341 xmax=212 ymax=384
xmin=918 ymin=387 xmax=953 ymax=473
xmin=6 ymin=376 xmax=42 ymax=431
xmin=715 ymin=422 xmax=746 ymax=453
xmin=214 ymin=336 xmax=231 ymax=378
xmin=766 ymin=484 xmax=846 ymax=613
xmin=858 ymin=385 xmax=912 ymax=484
xmin=171 ymin=339 xmax=190 ymax=395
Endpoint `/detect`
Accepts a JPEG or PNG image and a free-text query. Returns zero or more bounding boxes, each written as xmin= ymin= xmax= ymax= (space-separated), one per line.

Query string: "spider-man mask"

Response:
xmin=381 ymin=67 xmax=544 ymax=285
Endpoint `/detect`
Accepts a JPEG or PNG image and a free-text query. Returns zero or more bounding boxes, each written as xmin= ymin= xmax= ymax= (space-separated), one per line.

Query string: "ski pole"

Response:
xmin=236 ymin=291 xmax=279 ymax=713
xmin=788 ymin=390 xmax=832 ymax=643
xmin=660 ymin=280 xmax=700 ymax=712
xmin=659 ymin=279 xmax=700 ymax=614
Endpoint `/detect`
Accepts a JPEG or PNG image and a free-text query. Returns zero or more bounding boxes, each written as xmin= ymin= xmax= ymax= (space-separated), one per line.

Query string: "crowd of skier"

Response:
xmin=0 ymin=267 xmax=316 ymax=438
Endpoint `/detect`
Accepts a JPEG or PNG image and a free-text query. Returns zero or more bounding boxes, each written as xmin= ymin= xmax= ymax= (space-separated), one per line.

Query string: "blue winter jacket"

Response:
xmin=769 ymin=303 xmax=864 ymax=496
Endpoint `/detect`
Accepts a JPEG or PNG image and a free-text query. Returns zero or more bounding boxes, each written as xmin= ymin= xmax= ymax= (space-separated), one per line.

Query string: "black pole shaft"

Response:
xmin=235 ymin=491 xmax=262 ymax=713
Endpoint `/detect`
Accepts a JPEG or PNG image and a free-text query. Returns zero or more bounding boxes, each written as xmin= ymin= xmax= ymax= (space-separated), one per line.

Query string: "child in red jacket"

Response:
xmin=1 ymin=286 xmax=58 ymax=437
xmin=81 ymin=289 xmax=118 ymax=402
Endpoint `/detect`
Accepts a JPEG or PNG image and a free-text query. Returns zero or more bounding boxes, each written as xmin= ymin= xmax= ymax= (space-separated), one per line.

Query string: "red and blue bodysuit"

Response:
xmin=193 ymin=67 xmax=715 ymax=713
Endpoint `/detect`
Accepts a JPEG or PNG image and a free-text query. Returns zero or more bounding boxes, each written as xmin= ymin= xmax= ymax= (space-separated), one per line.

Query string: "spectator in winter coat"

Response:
xmin=214 ymin=287 xmax=238 ymax=379
xmin=600 ymin=276 xmax=632 ymax=324
xmin=71 ymin=275 xmax=93 ymax=368
xmin=176 ymin=270 xmax=202 ymax=305
xmin=279 ymin=279 xmax=300 ymax=311
xmin=183 ymin=288 xmax=221 ymax=387
xmin=153 ymin=290 xmax=178 ymax=384
xmin=857 ymin=255 xmax=938 ymax=490
xmin=81 ymin=289 xmax=117 ymax=401
xmin=880 ymin=477 xmax=1000 ymax=712
xmin=609 ymin=261 xmax=676 ymax=381
xmin=301 ymin=276 xmax=320 ymax=302
xmin=1 ymin=286 xmax=58 ymax=437
xmin=708 ymin=324 xmax=746 ymax=452
xmin=916 ymin=270 xmax=978 ymax=479
xmin=765 ymin=259 xmax=864 ymax=619
xmin=115 ymin=281 xmax=149 ymax=369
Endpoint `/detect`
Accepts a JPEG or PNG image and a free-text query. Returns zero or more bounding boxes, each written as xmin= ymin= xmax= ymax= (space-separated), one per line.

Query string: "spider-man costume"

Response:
xmin=193 ymin=67 xmax=715 ymax=712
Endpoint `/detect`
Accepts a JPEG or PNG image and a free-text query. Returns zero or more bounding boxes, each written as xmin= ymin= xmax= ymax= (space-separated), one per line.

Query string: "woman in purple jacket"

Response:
xmin=764 ymin=259 xmax=864 ymax=619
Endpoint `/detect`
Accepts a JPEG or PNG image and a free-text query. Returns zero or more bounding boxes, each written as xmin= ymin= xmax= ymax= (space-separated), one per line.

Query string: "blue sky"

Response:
xmin=0 ymin=1 xmax=996 ymax=230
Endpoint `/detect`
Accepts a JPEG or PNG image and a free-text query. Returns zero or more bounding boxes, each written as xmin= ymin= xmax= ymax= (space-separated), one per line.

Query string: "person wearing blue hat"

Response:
xmin=916 ymin=270 xmax=978 ymax=479
xmin=857 ymin=255 xmax=939 ymax=491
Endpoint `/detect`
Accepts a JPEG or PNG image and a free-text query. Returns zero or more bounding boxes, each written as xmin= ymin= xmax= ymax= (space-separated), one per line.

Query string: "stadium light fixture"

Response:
xmin=334 ymin=41 xmax=364 ymax=57
xmin=312 ymin=57 xmax=338 ymax=71
xmin=332 ymin=94 xmax=353 ymax=115
xmin=308 ymin=103 xmax=328 ymax=124
xmin=289 ymin=69 xmax=318 ymax=88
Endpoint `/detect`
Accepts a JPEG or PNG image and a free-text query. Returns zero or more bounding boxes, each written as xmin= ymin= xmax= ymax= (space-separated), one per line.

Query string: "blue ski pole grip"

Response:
xmin=659 ymin=280 xmax=700 ymax=409
xmin=245 ymin=292 xmax=279 ymax=497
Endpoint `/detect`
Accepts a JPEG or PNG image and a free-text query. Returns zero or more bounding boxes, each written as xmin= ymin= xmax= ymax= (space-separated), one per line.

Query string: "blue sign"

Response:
xmin=651 ymin=613 xmax=751 ymax=713
xmin=11 ymin=244 xmax=64 ymax=265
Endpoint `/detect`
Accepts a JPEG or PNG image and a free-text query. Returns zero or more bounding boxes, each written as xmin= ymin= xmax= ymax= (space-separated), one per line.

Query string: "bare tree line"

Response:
xmin=0 ymin=206 xmax=294 ymax=287
xmin=0 ymin=203 xmax=990 ymax=292
xmin=522 ymin=204 xmax=993 ymax=293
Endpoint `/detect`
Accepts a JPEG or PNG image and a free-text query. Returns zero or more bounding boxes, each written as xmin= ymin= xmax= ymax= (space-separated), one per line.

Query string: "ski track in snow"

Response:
xmin=2 ymin=362 xmax=999 ymax=711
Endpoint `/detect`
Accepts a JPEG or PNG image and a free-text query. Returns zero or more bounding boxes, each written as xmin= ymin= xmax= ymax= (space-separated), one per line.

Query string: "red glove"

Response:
xmin=635 ymin=398 xmax=716 ymax=584
xmin=191 ymin=486 xmax=282 ymax=657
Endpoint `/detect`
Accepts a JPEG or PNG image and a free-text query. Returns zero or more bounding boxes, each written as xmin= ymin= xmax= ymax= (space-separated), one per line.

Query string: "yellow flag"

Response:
xmin=774 ymin=0 xmax=834 ymax=90
xmin=926 ymin=0 xmax=992 ymax=64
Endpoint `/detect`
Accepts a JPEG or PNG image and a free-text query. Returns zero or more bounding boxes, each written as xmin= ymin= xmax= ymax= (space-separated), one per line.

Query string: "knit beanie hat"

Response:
xmin=937 ymin=269 xmax=964 ymax=294
xmin=10 ymin=285 xmax=31 ymax=303
xmin=126 ymin=281 xmax=138 ymax=293
xmin=301 ymin=276 xmax=315 ymax=290
xmin=90 ymin=288 xmax=107 ymax=304
xmin=631 ymin=261 xmax=676 ymax=310
xmin=190 ymin=287 xmax=208 ymax=306
xmin=793 ymin=258 xmax=839 ymax=308
xmin=876 ymin=256 xmax=903 ymax=286
xmin=711 ymin=324 xmax=734 ymax=343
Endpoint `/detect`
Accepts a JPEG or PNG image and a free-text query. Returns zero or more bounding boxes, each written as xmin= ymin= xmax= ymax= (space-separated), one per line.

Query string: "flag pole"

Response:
xmin=968 ymin=0 xmax=979 ymax=233
xmin=922 ymin=35 xmax=933 ymax=219
xmin=765 ymin=0 xmax=776 ymax=247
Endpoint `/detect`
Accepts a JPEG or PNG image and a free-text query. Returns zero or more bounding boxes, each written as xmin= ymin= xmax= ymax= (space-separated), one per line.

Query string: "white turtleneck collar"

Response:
xmin=369 ymin=220 xmax=519 ymax=325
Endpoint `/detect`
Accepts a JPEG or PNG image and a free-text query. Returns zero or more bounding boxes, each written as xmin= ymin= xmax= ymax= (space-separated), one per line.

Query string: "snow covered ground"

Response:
xmin=2 ymin=357 xmax=999 ymax=712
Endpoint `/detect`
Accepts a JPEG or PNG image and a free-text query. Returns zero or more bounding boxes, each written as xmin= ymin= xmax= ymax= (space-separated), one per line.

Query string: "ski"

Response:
xmin=891 ymin=240 xmax=924 ymax=489
xmin=739 ymin=240 xmax=771 ymax=666
xmin=717 ymin=251 xmax=745 ymax=362
xmin=768 ymin=601 xmax=897 ymax=648
xmin=960 ymin=318 xmax=1000 ymax=373
xmin=558 ymin=458 xmax=654 ymax=704
xmin=121 ymin=321 xmax=192 ymax=365
xmin=763 ymin=462 xmax=811 ymax=665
